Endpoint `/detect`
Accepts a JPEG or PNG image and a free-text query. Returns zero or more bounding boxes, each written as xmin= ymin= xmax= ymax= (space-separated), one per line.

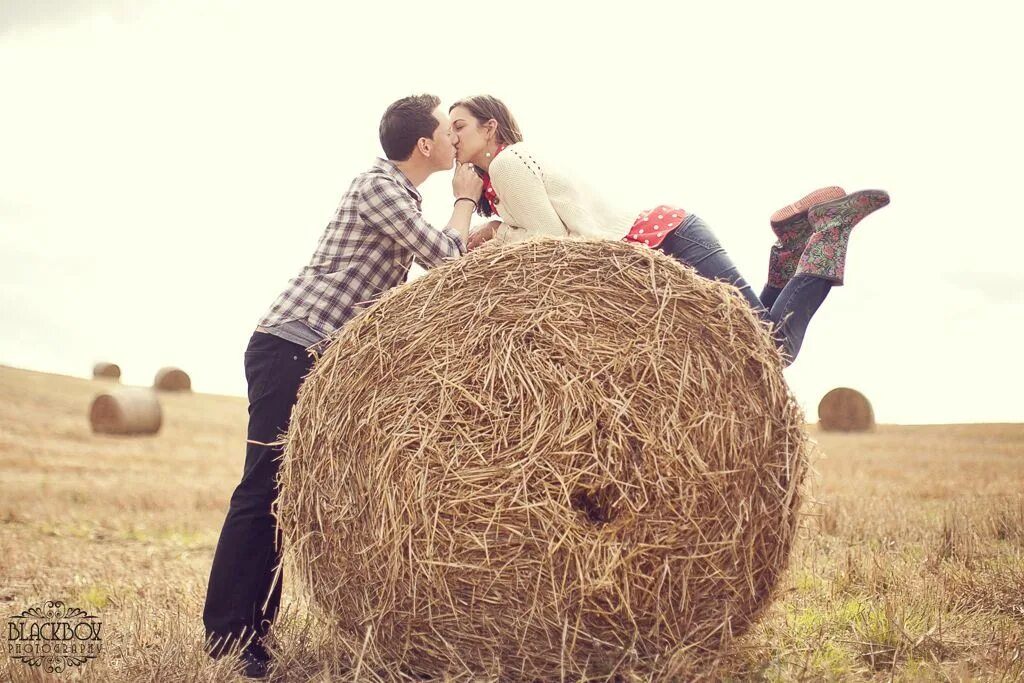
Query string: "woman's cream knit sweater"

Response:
xmin=488 ymin=143 xmax=639 ymax=245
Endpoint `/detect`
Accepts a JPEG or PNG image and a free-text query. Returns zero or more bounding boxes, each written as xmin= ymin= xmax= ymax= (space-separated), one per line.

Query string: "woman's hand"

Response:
xmin=453 ymin=163 xmax=483 ymax=202
xmin=467 ymin=220 xmax=501 ymax=250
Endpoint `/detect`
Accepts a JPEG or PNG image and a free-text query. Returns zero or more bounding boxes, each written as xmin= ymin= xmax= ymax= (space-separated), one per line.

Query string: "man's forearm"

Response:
xmin=446 ymin=201 xmax=477 ymax=245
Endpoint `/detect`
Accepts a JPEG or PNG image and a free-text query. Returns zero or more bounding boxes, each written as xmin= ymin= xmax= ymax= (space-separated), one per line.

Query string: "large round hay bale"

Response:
xmin=153 ymin=367 xmax=191 ymax=392
xmin=89 ymin=388 xmax=162 ymax=435
xmin=277 ymin=239 xmax=809 ymax=680
xmin=818 ymin=387 xmax=874 ymax=432
xmin=92 ymin=362 xmax=121 ymax=381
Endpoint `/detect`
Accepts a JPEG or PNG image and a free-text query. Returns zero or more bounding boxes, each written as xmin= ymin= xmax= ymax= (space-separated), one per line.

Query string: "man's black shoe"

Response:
xmin=240 ymin=644 xmax=271 ymax=680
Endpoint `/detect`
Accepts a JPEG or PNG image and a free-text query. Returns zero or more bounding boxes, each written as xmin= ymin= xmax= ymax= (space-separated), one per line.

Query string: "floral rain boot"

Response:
xmin=766 ymin=186 xmax=846 ymax=290
xmin=795 ymin=189 xmax=891 ymax=286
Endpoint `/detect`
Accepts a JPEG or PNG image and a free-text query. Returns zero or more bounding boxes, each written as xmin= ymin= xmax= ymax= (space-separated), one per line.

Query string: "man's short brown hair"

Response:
xmin=379 ymin=94 xmax=441 ymax=161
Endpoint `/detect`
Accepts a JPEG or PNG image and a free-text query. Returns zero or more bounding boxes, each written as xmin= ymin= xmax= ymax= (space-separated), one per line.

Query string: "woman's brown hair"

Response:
xmin=449 ymin=95 xmax=524 ymax=217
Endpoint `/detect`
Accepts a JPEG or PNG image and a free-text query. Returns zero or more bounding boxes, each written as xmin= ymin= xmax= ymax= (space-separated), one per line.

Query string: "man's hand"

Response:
xmin=467 ymin=220 xmax=501 ymax=250
xmin=453 ymin=163 xmax=483 ymax=202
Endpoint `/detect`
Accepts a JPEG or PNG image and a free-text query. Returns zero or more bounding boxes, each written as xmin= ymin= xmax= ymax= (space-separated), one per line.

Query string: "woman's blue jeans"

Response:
xmin=656 ymin=214 xmax=830 ymax=366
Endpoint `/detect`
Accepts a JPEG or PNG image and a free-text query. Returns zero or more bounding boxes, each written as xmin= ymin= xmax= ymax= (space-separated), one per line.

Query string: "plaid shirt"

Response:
xmin=259 ymin=159 xmax=465 ymax=337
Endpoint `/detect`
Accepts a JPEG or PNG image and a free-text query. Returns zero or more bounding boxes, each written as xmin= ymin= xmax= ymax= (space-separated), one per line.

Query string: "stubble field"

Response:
xmin=1 ymin=364 xmax=1021 ymax=681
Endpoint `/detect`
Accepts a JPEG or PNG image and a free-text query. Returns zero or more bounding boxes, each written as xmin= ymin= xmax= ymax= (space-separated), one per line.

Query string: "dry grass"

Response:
xmin=278 ymin=240 xmax=807 ymax=680
xmin=89 ymin=388 xmax=163 ymax=435
xmin=154 ymin=368 xmax=192 ymax=392
xmin=818 ymin=388 xmax=875 ymax=433
xmin=1 ymin=364 xmax=1022 ymax=681
xmin=92 ymin=363 xmax=121 ymax=382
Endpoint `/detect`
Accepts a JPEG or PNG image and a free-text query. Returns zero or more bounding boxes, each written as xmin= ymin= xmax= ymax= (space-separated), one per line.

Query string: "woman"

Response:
xmin=450 ymin=95 xmax=889 ymax=366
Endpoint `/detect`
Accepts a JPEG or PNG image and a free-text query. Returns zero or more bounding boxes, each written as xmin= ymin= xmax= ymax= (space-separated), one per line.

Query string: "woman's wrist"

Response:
xmin=454 ymin=197 xmax=478 ymax=209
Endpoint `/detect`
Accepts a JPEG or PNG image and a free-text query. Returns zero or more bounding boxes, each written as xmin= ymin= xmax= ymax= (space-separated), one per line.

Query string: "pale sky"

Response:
xmin=2 ymin=1 xmax=1022 ymax=424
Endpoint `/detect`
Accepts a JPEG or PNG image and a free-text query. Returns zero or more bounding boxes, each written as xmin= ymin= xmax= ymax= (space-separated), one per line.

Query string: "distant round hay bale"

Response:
xmin=153 ymin=367 xmax=191 ymax=392
xmin=92 ymin=362 xmax=121 ymax=381
xmin=818 ymin=387 xmax=875 ymax=432
xmin=277 ymin=239 xmax=809 ymax=680
xmin=89 ymin=388 xmax=162 ymax=435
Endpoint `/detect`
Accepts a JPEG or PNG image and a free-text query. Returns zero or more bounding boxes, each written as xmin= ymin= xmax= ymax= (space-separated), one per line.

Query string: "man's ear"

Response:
xmin=417 ymin=137 xmax=432 ymax=157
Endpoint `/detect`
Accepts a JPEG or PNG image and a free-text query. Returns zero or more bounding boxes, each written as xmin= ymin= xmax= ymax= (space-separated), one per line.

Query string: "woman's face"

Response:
xmin=450 ymin=106 xmax=492 ymax=166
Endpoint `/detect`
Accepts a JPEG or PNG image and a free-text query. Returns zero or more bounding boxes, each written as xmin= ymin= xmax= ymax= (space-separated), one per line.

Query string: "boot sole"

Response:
xmin=807 ymin=189 xmax=891 ymax=227
xmin=771 ymin=186 xmax=846 ymax=228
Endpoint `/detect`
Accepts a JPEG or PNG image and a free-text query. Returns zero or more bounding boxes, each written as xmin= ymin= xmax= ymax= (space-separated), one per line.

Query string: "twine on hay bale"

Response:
xmin=89 ymin=388 xmax=162 ymax=435
xmin=92 ymin=362 xmax=121 ymax=381
xmin=153 ymin=367 xmax=191 ymax=392
xmin=276 ymin=238 xmax=809 ymax=680
xmin=818 ymin=387 xmax=874 ymax=432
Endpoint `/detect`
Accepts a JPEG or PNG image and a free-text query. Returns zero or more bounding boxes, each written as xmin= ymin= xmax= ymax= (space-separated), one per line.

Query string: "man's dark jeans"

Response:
xmin=658 ymin=214 xmax=831 ymax=365
xmin=203 ymin=331 xmax=314 ymax=657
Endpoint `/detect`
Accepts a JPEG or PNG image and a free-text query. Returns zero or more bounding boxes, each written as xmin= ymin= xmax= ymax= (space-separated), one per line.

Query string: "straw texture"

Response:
xmin=277 ymin=238 xmax=809 ymax=680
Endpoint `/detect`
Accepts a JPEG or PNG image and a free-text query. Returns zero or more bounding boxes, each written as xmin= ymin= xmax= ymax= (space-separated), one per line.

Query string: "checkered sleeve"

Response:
xmin=361 ymin=176 xmax=465 ymax=268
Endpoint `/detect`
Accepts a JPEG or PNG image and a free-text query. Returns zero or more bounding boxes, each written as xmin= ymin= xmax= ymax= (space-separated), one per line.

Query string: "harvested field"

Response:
xmin=0 ymin=364 xmax=1021 ymax=681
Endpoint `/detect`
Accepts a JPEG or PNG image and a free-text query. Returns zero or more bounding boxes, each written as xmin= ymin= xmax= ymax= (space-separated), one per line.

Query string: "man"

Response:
xmin=203 ymin=94 xmax=483 ymax=678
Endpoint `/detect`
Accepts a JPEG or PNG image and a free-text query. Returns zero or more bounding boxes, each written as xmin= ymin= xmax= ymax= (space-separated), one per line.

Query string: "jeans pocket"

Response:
xmin=676 ymin=216 xmax=721 ymax=251
xmin=245 ymin=347 xmax=285 ymax=404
